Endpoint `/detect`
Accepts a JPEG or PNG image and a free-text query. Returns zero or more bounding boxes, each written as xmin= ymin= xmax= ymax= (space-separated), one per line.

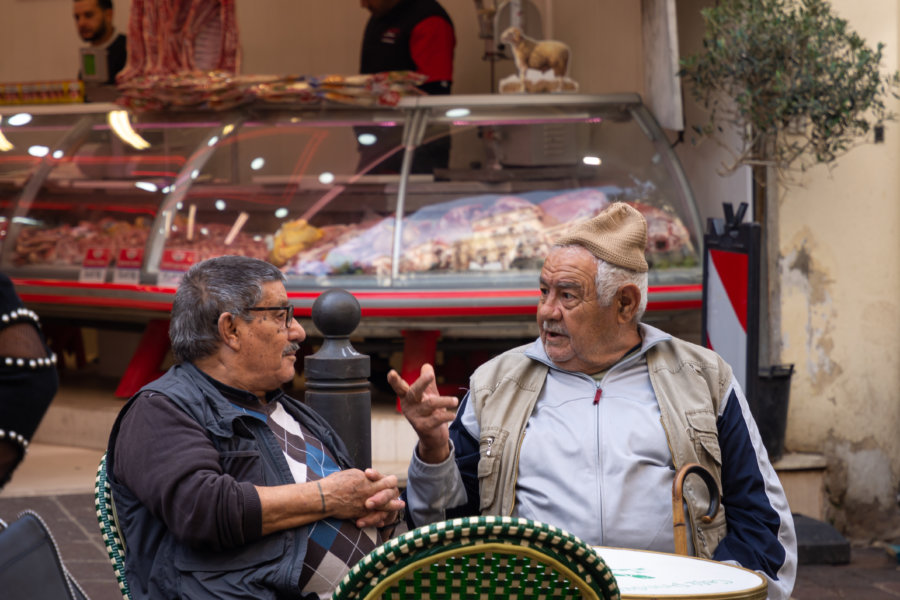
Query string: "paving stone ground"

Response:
xmin=2 ymin=492 xmax=898 ymax=599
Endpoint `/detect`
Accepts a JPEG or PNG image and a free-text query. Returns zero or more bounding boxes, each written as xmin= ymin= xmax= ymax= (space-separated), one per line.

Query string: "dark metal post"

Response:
xmin=304 ymin=289 xmax=371 ymax=469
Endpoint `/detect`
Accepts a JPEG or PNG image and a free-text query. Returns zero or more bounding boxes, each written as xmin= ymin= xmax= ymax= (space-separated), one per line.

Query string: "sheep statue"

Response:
xmin=498 ymin=26 xmax=579 ymax=94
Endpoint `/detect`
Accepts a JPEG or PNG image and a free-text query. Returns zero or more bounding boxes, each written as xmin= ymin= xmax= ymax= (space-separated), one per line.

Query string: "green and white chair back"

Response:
xmin=333 ymin=515 xmax=620 ymax=600
xmin=94 ymin=452 xmax=132 ymax=600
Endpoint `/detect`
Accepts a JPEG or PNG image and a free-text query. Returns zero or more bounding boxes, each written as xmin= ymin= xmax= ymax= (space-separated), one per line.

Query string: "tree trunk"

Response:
xmin=752 ymin=152 xmax=781 ymax=370
xmin=752 ymin=162 xmax=770 ymax=367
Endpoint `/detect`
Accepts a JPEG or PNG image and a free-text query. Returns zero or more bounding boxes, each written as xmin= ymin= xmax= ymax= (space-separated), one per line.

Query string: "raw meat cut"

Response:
xmin=117 ymin=0 xmax=239 ymax=84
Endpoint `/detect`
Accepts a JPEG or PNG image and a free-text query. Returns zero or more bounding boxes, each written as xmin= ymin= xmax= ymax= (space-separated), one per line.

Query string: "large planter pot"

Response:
xmin=754 ymin=364 xmax=794 ymax=462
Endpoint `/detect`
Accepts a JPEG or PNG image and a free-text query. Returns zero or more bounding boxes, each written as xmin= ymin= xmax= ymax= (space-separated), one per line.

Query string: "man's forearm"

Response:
xmin=405 ymin=441 xmax=468 ymax=526
xmin=416 ymin=439 xmax=451 ymax=464
xmin=255 ymin=482 xmax=328 ymax=536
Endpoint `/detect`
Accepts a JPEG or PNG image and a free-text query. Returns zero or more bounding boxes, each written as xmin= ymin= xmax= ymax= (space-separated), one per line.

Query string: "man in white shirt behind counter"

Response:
xmin=74 ymin=0 xmax=127 ymax=88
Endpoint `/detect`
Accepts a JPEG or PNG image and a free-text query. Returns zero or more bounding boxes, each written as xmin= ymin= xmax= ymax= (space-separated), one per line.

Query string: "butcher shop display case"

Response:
xmin=0 ymin=94 xmax=703 ymax=395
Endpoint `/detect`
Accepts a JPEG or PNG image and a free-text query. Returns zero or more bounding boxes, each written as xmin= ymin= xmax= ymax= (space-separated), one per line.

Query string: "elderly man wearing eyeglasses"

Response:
xmin=106 ymin=255 xmax=403 ymax=600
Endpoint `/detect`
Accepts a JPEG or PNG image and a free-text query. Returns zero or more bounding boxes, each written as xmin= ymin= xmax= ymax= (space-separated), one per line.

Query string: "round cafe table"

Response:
xmin=594 ymin=546 xmax=768 ymax=600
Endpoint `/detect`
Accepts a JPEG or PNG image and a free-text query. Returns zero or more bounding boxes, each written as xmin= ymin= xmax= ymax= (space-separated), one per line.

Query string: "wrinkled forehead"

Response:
xmin=540 ymin=246 xmax=598 ymax=284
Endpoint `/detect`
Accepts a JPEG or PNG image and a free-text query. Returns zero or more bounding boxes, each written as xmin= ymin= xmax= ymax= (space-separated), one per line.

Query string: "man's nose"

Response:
xmin=289 ymin=319 xmax=307 ymax=343
xmin=537 ymin=296 xmax=561 ymax=320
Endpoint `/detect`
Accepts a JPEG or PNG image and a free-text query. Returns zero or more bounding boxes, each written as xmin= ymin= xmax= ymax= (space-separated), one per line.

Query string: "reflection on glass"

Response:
xmin=135 ymin=181 xmax=158 ymax=192
xmin=0 ymin=128 xmax=12 ymax=152
xmin=107 ymin=110 xmax=150 ymax=150
xmin=0 ymin=110 xmax=209 ymax=273
xmin=7 ymin=113 xmax=32 ymax=127
xmin=445 ymin=108 xmax=470 ymax=118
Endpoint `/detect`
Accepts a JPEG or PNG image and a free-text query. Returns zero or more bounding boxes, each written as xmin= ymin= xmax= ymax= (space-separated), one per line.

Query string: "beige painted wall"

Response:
xmin=776 ymin=0 xmax=900 ymax=537
xmin=0 ymin=0 xmax=643 ymax=96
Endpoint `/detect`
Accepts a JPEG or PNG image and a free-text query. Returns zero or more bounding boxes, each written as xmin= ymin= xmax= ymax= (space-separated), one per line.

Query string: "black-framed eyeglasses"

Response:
xmin=246 ymin=305 xmax=294 ymax=328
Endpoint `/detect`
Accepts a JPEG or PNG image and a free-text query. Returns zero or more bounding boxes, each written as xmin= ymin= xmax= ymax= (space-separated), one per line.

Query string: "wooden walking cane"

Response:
xmin=672 ymin=463 xmax=721 ymax=555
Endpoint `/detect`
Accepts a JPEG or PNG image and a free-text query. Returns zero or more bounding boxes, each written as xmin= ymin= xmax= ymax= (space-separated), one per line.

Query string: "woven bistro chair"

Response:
xmin=94 ymin=452 xmax=132 ymax=600
xmin=332 ymin=515 xmax=620 ymax=600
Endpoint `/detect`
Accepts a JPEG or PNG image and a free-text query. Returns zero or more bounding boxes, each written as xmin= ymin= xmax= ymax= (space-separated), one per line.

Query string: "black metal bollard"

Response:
xmin=304 ymin=289 xmax=372 ymax=469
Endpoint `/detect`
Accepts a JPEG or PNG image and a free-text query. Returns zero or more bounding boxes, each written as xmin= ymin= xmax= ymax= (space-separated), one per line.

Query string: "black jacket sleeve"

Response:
xmin=113 ymin=391 xmax=263 ymax=550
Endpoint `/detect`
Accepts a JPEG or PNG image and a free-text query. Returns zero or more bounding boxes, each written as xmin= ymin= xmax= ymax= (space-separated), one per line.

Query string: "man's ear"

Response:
xmin=218 ymin=312 xmax=241 ymax=351
xmin=616 ymin=284 xmax=641 ymax=324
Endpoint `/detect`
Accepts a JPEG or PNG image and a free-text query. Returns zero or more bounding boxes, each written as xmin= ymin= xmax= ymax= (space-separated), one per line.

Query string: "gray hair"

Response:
xmin=169 ymin=256 xmax=286 ymax=363
xmin=553 ymin=243 xmax=648 ymax=322
xmin=595 ymin=258 xmax=648 ymax=322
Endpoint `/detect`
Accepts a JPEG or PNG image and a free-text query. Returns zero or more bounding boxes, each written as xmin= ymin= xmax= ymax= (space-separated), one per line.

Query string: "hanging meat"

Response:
xmin=117 ymin=0 xmax=240 ymax=85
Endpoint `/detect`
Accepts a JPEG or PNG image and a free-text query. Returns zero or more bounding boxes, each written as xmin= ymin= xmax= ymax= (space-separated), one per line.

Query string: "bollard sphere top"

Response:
xmin=311 ymin=289 xmax=361 ymax=337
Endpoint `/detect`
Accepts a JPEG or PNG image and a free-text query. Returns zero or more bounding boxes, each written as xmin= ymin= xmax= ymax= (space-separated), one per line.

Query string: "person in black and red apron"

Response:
xmin=357 ymin=0 xmax=456 ymax=174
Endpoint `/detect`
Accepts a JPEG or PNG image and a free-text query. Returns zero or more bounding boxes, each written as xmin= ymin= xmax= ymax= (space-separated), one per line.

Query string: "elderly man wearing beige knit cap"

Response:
xmin=389 ymin=202 xmax=796 ymax=600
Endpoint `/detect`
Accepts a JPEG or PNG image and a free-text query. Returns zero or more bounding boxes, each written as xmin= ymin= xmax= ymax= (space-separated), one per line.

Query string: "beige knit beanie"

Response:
xmin=554 ymin=202 xmax=649 ymax=272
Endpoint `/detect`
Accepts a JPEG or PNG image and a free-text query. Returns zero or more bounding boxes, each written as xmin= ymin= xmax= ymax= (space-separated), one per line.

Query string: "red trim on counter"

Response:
xmin=12 ymin=279 xmax=176 ymax=294
xmin=358 ymin=305 xmax=537 ymax=318
xmin=17 ymin=293 xmax=173 ymax=313
xmin=285 ymin=289 xmax=540 ymax=301
xmin=646 ymin=299 xmax=703 ymax=311
xmin=11 ymin=278 xmax=700 ymax=316
xmin=647 ymin=284 xmax=703 ymax=294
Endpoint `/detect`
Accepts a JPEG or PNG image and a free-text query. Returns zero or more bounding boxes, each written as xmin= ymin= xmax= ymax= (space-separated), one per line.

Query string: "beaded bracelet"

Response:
xmin=1 ymin=306 xmax=40 ymax=325
xmin=1 ymin=307 xmax=57 ymax=368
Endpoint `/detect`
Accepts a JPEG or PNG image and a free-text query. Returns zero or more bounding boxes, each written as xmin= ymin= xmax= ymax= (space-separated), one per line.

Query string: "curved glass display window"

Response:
xmin=0 ymin=104 xmax=214 ymax=279
xmin=0 ymin=95 xmax=702 ymax=305
xmin=0 ymin=108 xmax=79 ymax=259
xmin=146 ymin=105 xmax=413 ymax=287
xmin=269 ymin=94 xmax=702 ymax=291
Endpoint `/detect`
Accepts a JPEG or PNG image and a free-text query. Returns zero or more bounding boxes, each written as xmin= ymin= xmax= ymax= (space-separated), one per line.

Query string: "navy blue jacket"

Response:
xmin=107 ymin=362 xmax=353 ymax=599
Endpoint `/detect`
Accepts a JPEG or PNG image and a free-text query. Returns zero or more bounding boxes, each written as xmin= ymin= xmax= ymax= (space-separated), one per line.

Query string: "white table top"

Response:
xmin=594 ymin=546 xmax=767 ymax=599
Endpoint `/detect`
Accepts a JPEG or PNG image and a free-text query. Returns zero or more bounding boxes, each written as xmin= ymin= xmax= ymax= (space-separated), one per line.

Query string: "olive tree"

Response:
xmin=680 ymin=0 xmax=898 ymax=220
xmin=679 ymin=0 xmax=898 ymax=366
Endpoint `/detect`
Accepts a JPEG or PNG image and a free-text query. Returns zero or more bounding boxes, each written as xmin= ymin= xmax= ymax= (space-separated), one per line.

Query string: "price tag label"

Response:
xmin=158 ymin=249 xmax=197 ymax=288
xmin=78 ymin=247 xmax=112 ymax=283
xmin=113 ymin=247 xmax=144 ymax=285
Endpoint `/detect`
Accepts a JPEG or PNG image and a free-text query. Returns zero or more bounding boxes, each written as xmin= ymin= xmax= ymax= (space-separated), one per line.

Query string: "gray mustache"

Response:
xmin=542 ymin=322 xmax=568 ymax=335
xmin=283 ymin=342 xmax=301 ymax=356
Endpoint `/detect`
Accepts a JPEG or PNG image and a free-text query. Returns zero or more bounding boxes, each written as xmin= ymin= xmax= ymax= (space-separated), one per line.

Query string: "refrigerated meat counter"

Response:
xmin=0 ymin=94 xmax=703 ymax=396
